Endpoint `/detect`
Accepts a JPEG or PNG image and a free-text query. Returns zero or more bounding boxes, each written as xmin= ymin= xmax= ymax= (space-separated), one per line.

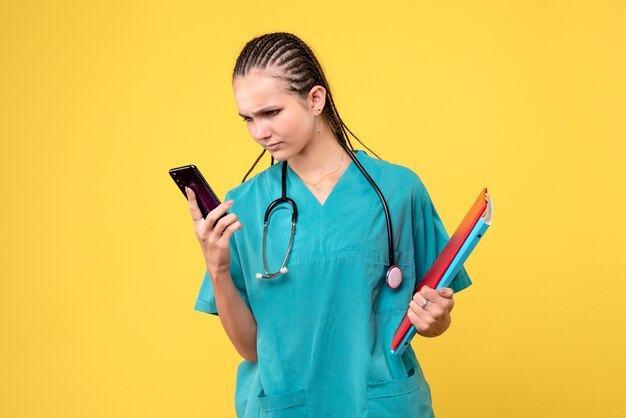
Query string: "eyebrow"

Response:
xmin=238 ymin=106 xmax=279 ymax=118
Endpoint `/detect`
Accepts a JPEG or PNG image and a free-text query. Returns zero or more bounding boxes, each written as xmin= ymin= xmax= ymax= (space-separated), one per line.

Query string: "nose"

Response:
xmin=251 ymin=119 xmax=272 ymax=142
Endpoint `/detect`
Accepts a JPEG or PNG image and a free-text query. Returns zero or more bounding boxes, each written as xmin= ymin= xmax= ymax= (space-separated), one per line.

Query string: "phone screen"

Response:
xmin=169 ymin=165 xmax=221 ymax=218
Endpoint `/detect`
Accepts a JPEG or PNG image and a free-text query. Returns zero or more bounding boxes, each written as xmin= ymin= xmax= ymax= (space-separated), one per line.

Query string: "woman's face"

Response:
xmin=233 ymin=68 xmax=317 ymax=161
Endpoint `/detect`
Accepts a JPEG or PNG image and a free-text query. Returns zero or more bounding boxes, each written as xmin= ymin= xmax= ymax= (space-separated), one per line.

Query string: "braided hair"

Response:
xmin=234 ymin=32 xmax=380 ymax=182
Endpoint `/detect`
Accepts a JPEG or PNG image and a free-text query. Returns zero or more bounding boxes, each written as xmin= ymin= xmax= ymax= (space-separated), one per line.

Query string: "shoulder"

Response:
xmin=356 ymin=151 xmax=433 ymax=219
xmin=357 ymin=151 xmax=427 ymax=192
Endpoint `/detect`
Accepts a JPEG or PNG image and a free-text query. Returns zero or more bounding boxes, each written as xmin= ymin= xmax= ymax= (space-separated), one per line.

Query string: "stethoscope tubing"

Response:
xmin=339 ymin=143 xmax=396 ymax=267
xmin=258 ymin=147 xmax=398 ymax=280
xmin=258 ymin=162 xmax=298 ymax=279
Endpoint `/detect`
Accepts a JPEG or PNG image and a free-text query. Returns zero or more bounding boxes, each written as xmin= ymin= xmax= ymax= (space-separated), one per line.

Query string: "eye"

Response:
xmin=265 ymin=109 xmax=280 ymax=117
xmin=241 ymin=116 xmax=251 ymax=122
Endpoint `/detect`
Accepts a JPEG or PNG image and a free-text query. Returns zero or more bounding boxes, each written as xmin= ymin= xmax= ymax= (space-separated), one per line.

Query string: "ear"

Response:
xmin=307 ymin=85 xmax=327 ymax=114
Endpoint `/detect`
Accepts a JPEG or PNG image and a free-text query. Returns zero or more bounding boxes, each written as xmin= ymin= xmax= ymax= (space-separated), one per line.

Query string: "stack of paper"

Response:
xmin=391 ymin=188 xmax=493 ymax=355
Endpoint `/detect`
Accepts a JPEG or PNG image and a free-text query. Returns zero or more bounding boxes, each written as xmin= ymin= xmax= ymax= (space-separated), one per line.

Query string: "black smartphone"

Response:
xmin=169 ymin=164 xmax=221 ymax=219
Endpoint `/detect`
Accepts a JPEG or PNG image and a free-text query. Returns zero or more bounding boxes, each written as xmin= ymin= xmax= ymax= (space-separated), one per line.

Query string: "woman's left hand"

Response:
xmin=407 ymin=285 xmax=455 ymax=338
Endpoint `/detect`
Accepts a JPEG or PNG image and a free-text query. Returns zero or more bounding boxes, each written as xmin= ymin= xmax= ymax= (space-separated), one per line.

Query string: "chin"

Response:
xmin=268 ymin=149 xmax=291 ymax=162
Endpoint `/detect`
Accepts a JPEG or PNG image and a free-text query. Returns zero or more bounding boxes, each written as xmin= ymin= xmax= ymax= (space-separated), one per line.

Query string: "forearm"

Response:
xmin=211 ymin=271 xmax=258 ymax=362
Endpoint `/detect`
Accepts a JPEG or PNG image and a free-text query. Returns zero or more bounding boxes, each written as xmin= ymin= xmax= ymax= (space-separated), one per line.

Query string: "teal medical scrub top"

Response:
xmin=195 ymin=151 xmax=472 ymax=418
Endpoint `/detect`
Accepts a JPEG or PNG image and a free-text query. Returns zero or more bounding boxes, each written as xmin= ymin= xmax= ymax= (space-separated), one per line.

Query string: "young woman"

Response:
xmin=186 ymin=32 xmax=471 ymax=418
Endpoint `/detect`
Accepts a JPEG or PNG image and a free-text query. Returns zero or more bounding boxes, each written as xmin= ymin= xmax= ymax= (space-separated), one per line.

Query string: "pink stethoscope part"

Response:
xmin=386 ymin=265 xmax=403 ymax=289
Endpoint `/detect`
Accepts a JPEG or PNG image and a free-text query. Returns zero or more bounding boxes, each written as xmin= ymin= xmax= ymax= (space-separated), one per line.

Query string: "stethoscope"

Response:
xmin=255 ymin=146 xmax=403 ymax=289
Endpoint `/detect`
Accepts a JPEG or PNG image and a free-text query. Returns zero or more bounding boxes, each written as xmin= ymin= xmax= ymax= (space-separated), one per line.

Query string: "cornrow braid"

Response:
xmin=234 ymin=32 xmax=380 ymax=183
xmin=240 ymin=150 xmax=275 ymax=184
xmin=240 ymin=149 xmax=266 ymax=184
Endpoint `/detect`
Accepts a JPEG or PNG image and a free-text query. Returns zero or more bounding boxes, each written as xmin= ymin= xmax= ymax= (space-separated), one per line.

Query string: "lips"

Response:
xmin=266 ymin=142 xmax=281 ymax=151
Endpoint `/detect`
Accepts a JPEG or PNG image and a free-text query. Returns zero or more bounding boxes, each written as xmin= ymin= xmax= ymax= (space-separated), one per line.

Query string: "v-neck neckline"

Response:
xmin=286 ymin=151 xmax=360 ymax=207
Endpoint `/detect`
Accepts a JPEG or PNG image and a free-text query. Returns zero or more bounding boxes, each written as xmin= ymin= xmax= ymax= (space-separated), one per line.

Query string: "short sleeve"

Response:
xmin=194 ymin=195 xmax=250 ymax=315
xmin=413 ymin=184 xmax=473 ymax=294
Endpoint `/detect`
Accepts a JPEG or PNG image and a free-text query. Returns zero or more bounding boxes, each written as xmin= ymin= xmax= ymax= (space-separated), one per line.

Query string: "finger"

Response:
xmin=407 ymin=308 xmax=431 ymax=335
xmin=437 ymin=287 xmax=454 ymax=312
xmin=435 ymin=287 xmax=455 ymax=312
xmin=407 ymin=308 xmax=424 ymax=329
xmin=211 ymin=213 xmax=239 ymax=238
xmin=425 ymin=302 xmax=445 ymax=319
xmin=412 ymin=291 xmax=430 ymax=310
xmin=409 ymin=300 xmax=433 ymax=321
xmin=437 ymin=287 xmax=454 ymax=299
xmin=204 ymin=200 xmax=234 ymax=230
xmin=421 ymin=288 xmax=454 ymax=316
xmin=218 ymin=220 xmax=244 ymax=243
xmin=185 ymin=187 xmax=203 ymax=221
xmin=420 ymin=286 xmax=447 ymax=306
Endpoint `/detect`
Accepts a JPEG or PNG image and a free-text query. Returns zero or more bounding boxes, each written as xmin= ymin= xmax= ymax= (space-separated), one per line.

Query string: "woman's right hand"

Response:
xmin=185 ymin=187 xmax=243 ymax=278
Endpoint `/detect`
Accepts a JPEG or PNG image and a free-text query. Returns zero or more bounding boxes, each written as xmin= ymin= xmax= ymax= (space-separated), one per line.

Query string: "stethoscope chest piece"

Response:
xmin=386 ymin=265 xmax=403 ymax=289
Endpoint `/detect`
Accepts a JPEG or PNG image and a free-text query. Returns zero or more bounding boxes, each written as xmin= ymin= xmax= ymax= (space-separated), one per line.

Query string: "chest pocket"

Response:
xmin=370 ymin=250 xmax=416 ymax=313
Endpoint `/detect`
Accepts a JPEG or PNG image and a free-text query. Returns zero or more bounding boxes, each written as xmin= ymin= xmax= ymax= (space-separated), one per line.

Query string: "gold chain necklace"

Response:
xmin=298 ymin=152 xmax=344 ymax=193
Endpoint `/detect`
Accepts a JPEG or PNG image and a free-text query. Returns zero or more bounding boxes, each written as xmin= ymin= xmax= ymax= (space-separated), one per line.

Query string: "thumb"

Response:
xmin=437 ymin=287 xmax=453 ymax=298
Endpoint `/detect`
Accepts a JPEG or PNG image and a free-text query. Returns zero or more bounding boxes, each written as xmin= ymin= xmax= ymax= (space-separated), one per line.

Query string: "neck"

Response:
xmin=288 ymin=131 xmax=350 ymax=177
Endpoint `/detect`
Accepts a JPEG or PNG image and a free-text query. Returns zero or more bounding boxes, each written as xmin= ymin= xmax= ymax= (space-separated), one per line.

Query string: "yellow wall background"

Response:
xmin=1 ymin=1 xmax=624 ymax=417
